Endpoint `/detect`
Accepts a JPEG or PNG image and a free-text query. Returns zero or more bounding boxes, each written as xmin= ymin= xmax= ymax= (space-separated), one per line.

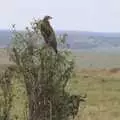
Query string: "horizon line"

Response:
xmin=0 ymin=29 xmax=120 ymax=34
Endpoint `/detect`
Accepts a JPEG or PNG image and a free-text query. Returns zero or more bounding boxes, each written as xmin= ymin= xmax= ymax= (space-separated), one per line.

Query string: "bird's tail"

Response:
xmin=54 ymin=48 xmax=58 ymax=54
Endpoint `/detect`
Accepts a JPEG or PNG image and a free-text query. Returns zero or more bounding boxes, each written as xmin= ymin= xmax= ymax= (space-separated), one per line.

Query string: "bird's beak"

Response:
xmin=49 ymin=16 xmax=53 ymax=19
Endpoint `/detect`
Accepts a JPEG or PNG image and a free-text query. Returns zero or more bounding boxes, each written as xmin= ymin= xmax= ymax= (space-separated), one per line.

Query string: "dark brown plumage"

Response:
xmin=40 ymin=16 xmax=58 ymax=53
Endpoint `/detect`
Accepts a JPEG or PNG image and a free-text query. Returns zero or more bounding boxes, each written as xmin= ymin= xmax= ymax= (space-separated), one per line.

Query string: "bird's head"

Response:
xmin=43 ymin=15 xmax=52 ymax=21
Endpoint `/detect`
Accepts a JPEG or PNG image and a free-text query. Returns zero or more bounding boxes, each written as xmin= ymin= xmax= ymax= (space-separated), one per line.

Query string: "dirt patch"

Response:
xmin=109 ymin=68 xmax=120 ymax=73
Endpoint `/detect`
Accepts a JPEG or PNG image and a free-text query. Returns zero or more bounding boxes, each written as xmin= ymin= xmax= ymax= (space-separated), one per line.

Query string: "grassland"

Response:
xmin=0 ymin=48 xmax=120 ymax=120
xmin=67 ymin=69 xmax=120 ymax=120
xmin=73 ymin=50 xmax=120 ymax=69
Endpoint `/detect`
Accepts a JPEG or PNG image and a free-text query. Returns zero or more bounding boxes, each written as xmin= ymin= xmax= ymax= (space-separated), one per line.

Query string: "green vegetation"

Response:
xmin=1 ymin=66 xmax=120 ymax=120
xmin=0 ymin=18 xmax=86 ymax=120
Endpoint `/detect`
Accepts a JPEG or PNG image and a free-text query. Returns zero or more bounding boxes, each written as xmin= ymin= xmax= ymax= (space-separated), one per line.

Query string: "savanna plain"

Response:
xmin=0 ymin=48 xmax=120 ymax=120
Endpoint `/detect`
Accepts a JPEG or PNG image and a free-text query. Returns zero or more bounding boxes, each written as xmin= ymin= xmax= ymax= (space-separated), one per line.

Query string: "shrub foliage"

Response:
xmin=0 ymin=17 xmax=86 ymax=120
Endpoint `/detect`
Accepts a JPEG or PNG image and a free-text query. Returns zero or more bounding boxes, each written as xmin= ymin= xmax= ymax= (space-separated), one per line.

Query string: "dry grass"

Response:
xmin=67 ymin=69 xmax=120 ymax=120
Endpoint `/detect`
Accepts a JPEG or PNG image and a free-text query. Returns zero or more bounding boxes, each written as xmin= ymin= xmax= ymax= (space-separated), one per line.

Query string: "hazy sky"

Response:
xmin=1 ymin=0 xmax=120 ymax=32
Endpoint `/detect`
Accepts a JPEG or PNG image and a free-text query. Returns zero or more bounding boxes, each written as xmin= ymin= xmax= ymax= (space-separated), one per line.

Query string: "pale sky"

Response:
xmin=1 ymin=0 xmax=120 ymax=32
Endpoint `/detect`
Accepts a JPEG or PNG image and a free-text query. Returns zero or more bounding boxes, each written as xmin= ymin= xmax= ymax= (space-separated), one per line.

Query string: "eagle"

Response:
xmin=37 ymin=16 xmax=58 ymax=54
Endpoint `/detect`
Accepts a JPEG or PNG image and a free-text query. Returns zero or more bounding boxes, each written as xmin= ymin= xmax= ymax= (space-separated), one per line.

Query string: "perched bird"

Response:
xmin=12 ymin=24 xmax=16 ymax=28
xmin=39 ymin=16 xmax=58 ymax=54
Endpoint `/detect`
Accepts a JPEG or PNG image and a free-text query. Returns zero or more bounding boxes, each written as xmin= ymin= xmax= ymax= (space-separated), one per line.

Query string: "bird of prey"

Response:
xmin=39 ymin=16 xmax=58 ymax=54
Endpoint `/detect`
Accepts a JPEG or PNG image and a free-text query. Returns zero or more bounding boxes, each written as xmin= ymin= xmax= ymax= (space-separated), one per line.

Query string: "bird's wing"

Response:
xmin=40 ymin=21 xmax=52 ymax=37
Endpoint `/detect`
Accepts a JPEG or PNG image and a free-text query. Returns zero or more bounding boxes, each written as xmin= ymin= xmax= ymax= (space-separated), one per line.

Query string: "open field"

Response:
xmin=67 ymin=69 xmax=120 ymax=120
xmin=73 ymin=50 xmax=120 ymax=69
xmin=2 ymin=68 xmax=120 ymax=120
xmin=1 ymin=48 xmax=120 ymax=69
xmin=0 ymin=48 xmax=120 ymax=120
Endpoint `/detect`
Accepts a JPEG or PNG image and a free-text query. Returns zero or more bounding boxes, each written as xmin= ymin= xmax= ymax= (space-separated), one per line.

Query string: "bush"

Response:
xmin=3 ymin=17 xmax=86 ymax=120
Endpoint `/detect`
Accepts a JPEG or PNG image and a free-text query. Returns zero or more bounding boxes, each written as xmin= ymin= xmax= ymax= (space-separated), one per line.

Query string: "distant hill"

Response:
xmin=0 ymin=30 xmax=12 ymax=47
xmin=57 ymin=30 xmax=120 ymax=50
xmin=0 ymin=30 xmax=120 ymax=50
